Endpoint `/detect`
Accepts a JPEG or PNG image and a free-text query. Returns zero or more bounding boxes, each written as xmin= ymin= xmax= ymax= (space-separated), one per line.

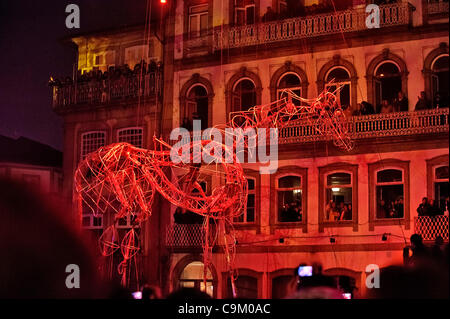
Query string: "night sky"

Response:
xmin=0 ymin=0 xmax=159 ymax=151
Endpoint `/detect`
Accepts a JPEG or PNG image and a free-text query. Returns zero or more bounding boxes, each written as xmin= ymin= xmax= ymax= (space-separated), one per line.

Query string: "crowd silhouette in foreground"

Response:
xmin=0 ymin=176 xmax=448 ymax=299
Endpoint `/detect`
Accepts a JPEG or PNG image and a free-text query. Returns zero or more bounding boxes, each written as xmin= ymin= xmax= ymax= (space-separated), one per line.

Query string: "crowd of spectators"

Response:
xmin=416 ymin=196 xmax=447 ymax=217
xmin=261 ymin=0 xmax=403 ymax=23
xmin=48 ymin=60 xmax=161 ymax=87
xmin=325 ymin=200 xmax=352 ymax=221
xmin=280 ymin=201 xmax=302 ymax=222
xmin=377 ymin=197 xmax=404 ymax=218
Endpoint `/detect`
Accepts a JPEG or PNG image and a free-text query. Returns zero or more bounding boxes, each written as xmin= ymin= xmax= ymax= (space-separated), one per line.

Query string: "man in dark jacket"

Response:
xmin=417 ymin=197 xmax=430 ymax=216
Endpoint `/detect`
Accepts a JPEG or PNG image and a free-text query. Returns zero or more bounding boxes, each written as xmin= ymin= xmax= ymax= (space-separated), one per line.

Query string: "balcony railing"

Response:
xmin=213 ymin=3 xmax=413 ymax=51
xmin=279 ymin=108 xmax=449 ymax=144
xmin=414 ymin=215 xmax=449 ymax=242
xmin=165 ymin=224 xmax=204 ymax=247
xmin=51 ymin=68 xmax=162 ymax=110
xmin=427 ymin=0 xmax=449 ymax=15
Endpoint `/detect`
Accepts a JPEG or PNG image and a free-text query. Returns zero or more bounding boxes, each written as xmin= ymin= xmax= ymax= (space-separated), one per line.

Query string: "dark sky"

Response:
xmin=0 ymin=0 xmax=160 ymax=151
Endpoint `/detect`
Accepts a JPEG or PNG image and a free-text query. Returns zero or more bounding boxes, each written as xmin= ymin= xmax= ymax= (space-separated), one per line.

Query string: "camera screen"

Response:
xmin=132 ymin=291 xmax=142 ymax=299
xmin=342 ymin=293 xmax=352 ymax=299
xmin=297 ymin=266 xmax=313 ymax=277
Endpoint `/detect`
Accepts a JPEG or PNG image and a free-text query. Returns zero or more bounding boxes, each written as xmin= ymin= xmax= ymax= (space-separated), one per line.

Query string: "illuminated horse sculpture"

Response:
xmin=74 ymin=86 xmax=353 ymax=295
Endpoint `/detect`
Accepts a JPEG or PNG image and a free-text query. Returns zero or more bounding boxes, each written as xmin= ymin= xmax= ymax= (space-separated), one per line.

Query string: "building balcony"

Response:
xmin=50 ymin=65 xmax=163 ymax=113
xmin=414 ymin=215 xmax=449 ymax=242
xmin=279 ymin=108 xmax=449 ymax=144
xmin=211 ymin=2 xmax=414 ymax=51
xmin=427 ymin=0 xmax=449 ymax=15
xmin=165 ymin=224 xmax=205 ymax=248
xmin=167 ymin=108 xmax=448 ymax=147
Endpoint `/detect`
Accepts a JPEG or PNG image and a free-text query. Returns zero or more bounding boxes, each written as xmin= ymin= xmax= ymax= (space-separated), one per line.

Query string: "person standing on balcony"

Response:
xmin=428 ymin=199 xmax=443 ymax=216
xmin=380 ymin=100 xmax=393 ymax=113
xmin=262 ymin=6 xmax=277 ymax=22
xmin=417 ymin=197 xmax=430 ymax=216
xmin=415 ymin=91 xmax=431 ymax=111
xmin=394 ymin=91 xmax=409 ymax=112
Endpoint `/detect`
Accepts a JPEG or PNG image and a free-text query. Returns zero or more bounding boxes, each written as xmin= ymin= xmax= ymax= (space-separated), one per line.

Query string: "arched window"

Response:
xmin=325 ymin=172 xmax=353 ymax=222
xmin=325 ymin=67 xmax=351 ymax=109
xmin=277 ymin=73 xmax=302 ymax=105
xmin=374 ymin=61 xmax=402 ymax=111
xmin=367 ymin=50 xmax=408 ymax=111
xmin=232 ymin=79 xmax=256 ymax=113
xmin=182 ymin=85 xmax=209 ymax=130
xmin=431 ymin=55 xmax=449 ymax=107
xmin=277 ymin=175 xmax=302 ymax=223
xmin=178 ymin=261 xmax=214 ymax=297
xmin=375 ymin=169 xmax=404 ymax=219
xmin=434 ymin=165 xmax=449 ymax=210
xmin=234 ymin=177 xmax=256 ymax=223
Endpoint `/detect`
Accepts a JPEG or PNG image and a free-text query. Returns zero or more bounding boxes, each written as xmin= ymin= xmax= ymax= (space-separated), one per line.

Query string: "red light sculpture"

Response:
xmin=74 ymin=86 xmax=353 ymax=294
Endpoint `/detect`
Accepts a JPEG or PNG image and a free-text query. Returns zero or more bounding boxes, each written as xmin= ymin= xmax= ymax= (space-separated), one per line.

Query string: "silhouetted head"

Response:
xmin=410 ymin=234 xmax=423 ymax=249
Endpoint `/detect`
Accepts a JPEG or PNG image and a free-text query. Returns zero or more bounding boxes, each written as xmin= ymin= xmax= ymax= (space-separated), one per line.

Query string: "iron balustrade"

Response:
xmin=278 ymin=108 xmax=449 ymax=144
xmin=52 ymin=71 xmax=162 ymax=110
xmin=414 ymin=215 xmax=449 ymax=242
xmin=427 ymin=0 xmax=449 ymax=15
xmin=213 ymin=2 xmax=413 ymax=51
xmin=166 ymin=224 xmax=205 ymax=247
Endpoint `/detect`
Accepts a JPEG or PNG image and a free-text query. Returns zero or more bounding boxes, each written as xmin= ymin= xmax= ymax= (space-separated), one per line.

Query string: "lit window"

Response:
xmin=325 ymin=67 xmax=351 ymax=109
xmin=235 ymin=0 xmax=255 ymax=25
xmin=117 ymin=127 xmax=143 ymax=148
xmin=234 ymin=177 xmax=256 ymax=223
xmin=93 ymin=51 xmax=115 ymax=70
xmin=189 ymin=4 xmax=209 ymax=38
xmin=179 ymin=261 xmax=214 ymax=297
xmin=81 ymin=131 xmax=106 ymax=160
xmin=434 ymin=165 xmax=449 ymax=210
xmin=277 ymin=175 xmax=302 ymax=222
xmin=325 ymin=172 xmax=353 ymax=221
xmin=376 ymin=169 xmax=404 ymax=219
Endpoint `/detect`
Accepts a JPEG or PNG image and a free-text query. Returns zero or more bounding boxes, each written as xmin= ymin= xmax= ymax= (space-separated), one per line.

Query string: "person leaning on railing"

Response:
xmin=415 ymin=91 xmax=431 ymax=111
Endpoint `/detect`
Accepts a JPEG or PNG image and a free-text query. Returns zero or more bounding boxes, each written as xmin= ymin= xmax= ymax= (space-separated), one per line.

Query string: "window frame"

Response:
xmin=318 ymin=163 xmax=359 ymax=232
xmin=234 ymin=0 xmax=256 ymax=25
xmin=276 ymin=72 xmax=302 ymax=105
xmin=117 ymin=127 xmax=144 ymax=148
xmin=368 ymin=159 xmax=410 ymax=231
xmin=270 ymin=166 xmax=308 ymax=233
xmin=233 ymin=169 xmax=261 ymax=232
xmin=188 ymin=4 xmax=209 ymax=39
xmin=80 ymin=131 xmax=107 ymax=161
xmin=232 ymin=78 xmax=257 ymax=113
xmin=426 ymin=154 xmax=449 ymax=207
xmin=325 ymin=66 xmax=352 ymax=109
xmin=93 ymin=50 xmax=116 ymax=70
xmin=374 ymin=168 xmax=405 ymax=220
